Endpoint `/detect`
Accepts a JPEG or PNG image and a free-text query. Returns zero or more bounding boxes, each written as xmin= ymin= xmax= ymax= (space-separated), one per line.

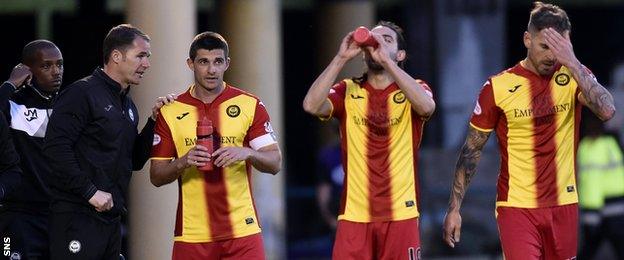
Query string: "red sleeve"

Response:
xmin=469 ymin=80 xmax=499 ymax=131
xmin=151 ymin=113 xmax=176 ymax=159
xmin=417 ymin=79 xmax=434 ymax=100
xmin=246 ymin=100 xmax=278 ymax=150
xmin=327 ymin=81 xmax=347 ymax=119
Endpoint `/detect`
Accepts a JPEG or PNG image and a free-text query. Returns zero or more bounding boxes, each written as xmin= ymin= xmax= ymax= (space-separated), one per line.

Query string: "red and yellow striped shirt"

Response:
xmin=151 ymin=83 xmax=277 ymax=242
xmin=326 ymin=79 xmax=433 ymax=222
xmin=471 ymin=63 xmax=583 ymax=208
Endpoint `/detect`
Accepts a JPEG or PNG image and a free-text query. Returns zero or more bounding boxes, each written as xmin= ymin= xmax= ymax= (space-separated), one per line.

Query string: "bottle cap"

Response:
xmin=353 ymin=26 xmax=378 ymax=48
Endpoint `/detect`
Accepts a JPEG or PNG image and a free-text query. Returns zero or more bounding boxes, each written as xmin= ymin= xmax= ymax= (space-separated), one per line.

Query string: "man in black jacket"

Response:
xmin=0 ymin=110 xmax=21 ymax=203
xmin=44 ymin=24 xmax=173 ymax=259
xmin=0 ymin=112 xmax=24 ymax=260
xmin=0 ymin=39 xmax=63 ymax=260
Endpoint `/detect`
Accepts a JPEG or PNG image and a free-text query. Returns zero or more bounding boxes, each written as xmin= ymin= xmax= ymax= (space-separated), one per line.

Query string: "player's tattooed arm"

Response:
xmin=541 ymin=28 xmax=614 ymax=121
xmin=443 ymin=126 xmax=490 ymax=247
xmin=570 ymin=65 xmax=615 ymax=121
xmin=448 ymin=126 xmax=491 ymax=211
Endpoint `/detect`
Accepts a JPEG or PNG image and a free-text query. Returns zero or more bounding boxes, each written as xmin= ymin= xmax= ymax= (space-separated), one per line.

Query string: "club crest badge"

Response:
xmin=227 ymin=105 xmax=240 ymax=118
xmin=69 ymin=240 xmax=81 ymax=254
xmin=555 ymin=73 xmax=570 ymax=86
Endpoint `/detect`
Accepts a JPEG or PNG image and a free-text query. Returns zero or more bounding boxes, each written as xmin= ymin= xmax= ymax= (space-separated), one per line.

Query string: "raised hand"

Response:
xmin=541 ymin=28 xmax=581 ymax=69
xmin=337 ymin=32 xmax=362 ymax=61
xmin=365 ymin=32 xmax=393 ymax=68
xmin=541 ymin=28 xmax=615 ymax=120
xmin=8 ymin=63 xmax=32 ymax=89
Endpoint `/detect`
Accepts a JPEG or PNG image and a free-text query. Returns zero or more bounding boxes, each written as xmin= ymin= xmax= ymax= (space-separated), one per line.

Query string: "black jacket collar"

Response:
xmin=93 ymin=68 xmax=129 ymax=96
xmin=27 ymin=81 xmax=57 ymax=101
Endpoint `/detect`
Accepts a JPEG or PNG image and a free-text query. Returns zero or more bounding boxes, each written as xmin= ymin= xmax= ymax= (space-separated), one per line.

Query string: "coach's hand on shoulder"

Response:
xmin=89 ymin=190 xmax=114 ymax=212
xmin=151 ymin=93 xmax=177 ymax=120
xmin=442 ymin=209 xmax=462 ymax=248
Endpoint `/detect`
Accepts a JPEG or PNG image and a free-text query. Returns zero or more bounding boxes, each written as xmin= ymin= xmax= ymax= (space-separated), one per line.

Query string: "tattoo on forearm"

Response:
xmin=572 ymin=66 xmax=615 ymax=119
xmin=449 ymin=128 xmax=490 ymax=210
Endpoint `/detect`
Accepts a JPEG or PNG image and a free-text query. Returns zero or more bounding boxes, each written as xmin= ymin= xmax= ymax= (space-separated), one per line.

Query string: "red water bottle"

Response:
xmin=196 ymin=117 xmax=214 ymax=171
xmin=353 ymin=26 xmax=379 ymax=48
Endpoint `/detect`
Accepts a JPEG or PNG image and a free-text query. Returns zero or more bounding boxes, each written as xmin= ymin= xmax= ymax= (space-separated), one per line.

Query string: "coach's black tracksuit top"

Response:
xmin=44 ymin=68 xmax=154 ymax=221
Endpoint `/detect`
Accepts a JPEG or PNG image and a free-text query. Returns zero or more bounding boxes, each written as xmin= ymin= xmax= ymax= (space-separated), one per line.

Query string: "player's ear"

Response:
xmin=224 ymin=57 xmax=231 ymax=71
xmin=396 ymin=50 xmax=406 ymax=63
xmin=523 ymin=31 xmax=532 ymax=49
xmin=186 ymin=57 xmax=194 ymax=71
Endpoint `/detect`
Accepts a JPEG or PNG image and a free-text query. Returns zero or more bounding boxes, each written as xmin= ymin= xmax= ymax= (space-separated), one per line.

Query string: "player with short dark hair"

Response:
xmin=150 ymin=31 xmax=282 ymax=260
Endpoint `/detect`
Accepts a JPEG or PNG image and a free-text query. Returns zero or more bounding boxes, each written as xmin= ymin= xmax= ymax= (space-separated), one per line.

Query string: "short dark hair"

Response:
xmin=527 ymin=1 xmax=571 ymax=34
xmin=103 ymin=24 xmax=150 ymax=64
xmin=189 ymin=31 xmax=229 ymax=61
xmin=22 ymin=40 xmax=59 ymax=66
xmin=377 ymin=20 xmax=407 ymax=69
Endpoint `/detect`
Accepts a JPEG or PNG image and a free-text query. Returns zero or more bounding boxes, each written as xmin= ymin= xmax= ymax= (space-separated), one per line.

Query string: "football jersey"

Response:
xmin=470 ymin=63 xmax=583 ymax=208
xmin=152 ymin=83 xmax=277 ymax=242
xmin=326 ymin=79 xmax=433 ymax=222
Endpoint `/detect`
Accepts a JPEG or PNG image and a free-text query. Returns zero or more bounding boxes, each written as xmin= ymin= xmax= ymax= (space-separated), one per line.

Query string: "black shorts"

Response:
xmin=0 ymin=210 xmax=49 ymax=260
xmin=49 ymin=212 xmax=121 ymax=260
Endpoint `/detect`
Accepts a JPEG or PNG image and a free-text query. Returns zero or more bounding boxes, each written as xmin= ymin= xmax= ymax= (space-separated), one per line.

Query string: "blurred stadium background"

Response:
xmin=1 ymin=0 xmax=623 ymax=259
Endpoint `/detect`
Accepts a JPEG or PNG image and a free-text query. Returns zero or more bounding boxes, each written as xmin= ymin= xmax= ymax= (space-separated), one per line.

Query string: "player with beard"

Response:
xmin=303 ymin=21 xmax=435 ymax=259
xmin=442 ymin=2 xmax=615 ymax=259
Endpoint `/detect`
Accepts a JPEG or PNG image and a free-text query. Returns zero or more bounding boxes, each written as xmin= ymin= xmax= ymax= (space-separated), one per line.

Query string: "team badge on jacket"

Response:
xmin=68 ymin=240 xmax=81 ymax=253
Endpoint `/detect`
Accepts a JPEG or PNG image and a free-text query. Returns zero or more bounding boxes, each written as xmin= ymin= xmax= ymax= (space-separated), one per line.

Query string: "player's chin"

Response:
xmin=202 ymin=81 xmax=220 ymax=91
xmin=539 ymin=66 xmax=555 ymax=75
xmin=366 ymin=60 xmax=384 ymax=71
